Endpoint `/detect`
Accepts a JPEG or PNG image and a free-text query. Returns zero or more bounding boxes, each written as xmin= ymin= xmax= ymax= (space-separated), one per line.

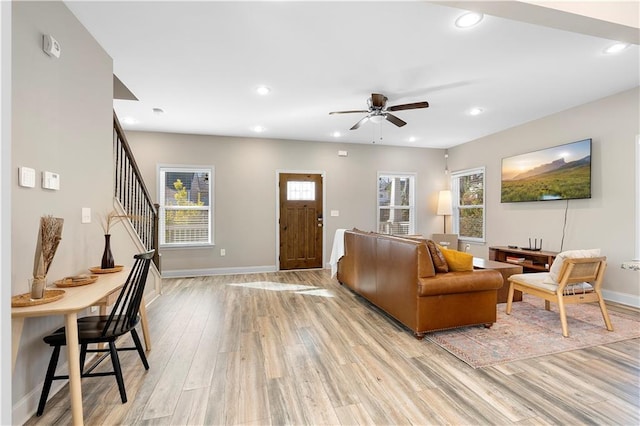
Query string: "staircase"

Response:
xmin=112 ymin=112 xmax=160 ymax=271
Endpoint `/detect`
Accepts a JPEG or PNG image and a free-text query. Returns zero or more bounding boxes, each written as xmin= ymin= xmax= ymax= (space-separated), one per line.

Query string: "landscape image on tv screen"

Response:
xmin=501 ymin=139 xmax=592 ymax=203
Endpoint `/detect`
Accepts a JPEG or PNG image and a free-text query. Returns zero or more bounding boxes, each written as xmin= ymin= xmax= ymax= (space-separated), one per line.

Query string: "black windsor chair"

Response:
xmin=37 ymin=250 xmax=155 ymax=416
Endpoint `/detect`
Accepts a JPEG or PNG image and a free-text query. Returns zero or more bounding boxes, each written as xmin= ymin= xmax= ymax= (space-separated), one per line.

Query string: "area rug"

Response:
xmin=426 ymin=295 xmax=640 ymax=368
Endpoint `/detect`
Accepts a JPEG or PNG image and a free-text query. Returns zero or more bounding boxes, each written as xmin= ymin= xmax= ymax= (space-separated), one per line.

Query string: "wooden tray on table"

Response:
xmin=11 ymin=290 xmax=65 ymax=307
xmin=54 ymin=275 xmax=99 ymax=288
xmin=89 ymin=265 xmax=124 ymax=274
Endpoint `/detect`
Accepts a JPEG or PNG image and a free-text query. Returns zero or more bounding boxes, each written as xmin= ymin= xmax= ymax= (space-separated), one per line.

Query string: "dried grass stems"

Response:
xmin=99 ymin=210 xmax=131 ymax=235
xmin=33 ymin=216 xmax=64 ymax=278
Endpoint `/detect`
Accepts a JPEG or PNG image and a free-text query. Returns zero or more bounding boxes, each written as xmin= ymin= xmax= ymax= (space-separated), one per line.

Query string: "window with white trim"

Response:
xmin=377 ymin=172 xmax=416 ymax=235
xmin=158 ymin=166 xmax=213 ymax=247
xmin=451 ymin=167 xmax=485 ymax=242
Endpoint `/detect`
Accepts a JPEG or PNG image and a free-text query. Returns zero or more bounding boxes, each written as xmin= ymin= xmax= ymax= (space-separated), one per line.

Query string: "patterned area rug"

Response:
xmin=427 ymin=295 xmax=640 ymax=368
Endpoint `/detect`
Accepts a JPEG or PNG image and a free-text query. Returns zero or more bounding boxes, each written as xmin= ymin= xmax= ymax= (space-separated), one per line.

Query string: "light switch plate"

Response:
xmin=330 ymin=210 xmax=339 ymax=217
xmin=19 ymin=167 xmax=36 ymax=188
xmin=82 ymin=207 xmax=91 ymax=224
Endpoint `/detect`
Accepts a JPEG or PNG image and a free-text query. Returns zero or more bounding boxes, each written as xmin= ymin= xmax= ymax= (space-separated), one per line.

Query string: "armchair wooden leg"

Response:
xmin=505 ymin=282 xmax=515 ymax=314
xmin=556 ymin=295 xmax=569 ymax=337
xmin=545 ymin=300 xmax=551 ymax=311
xmin=596 ymin=290 xmax=614 ymax=332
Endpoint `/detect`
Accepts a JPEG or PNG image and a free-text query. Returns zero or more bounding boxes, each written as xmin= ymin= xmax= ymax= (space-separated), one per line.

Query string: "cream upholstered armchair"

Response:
xmin=506 ymin=250 xmax=612 ymax=337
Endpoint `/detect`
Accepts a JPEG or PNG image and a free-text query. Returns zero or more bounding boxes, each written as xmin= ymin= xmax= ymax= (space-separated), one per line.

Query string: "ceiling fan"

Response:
xmin=329 ymin=93 xmax=429 ymax=130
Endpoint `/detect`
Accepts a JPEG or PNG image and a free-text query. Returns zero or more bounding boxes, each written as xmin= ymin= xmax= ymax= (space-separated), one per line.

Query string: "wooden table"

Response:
xmin=473 ymin=258 xmax=524 ymax=303
xmin=11 ymin=268 xmax=150 ymax=425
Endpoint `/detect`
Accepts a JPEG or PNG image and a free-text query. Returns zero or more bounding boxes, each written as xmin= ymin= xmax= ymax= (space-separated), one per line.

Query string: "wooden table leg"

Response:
xmin=65 ymin=312 xmax=84 ymax=426
xmin=12 ymin=317 xmax=25 ymax=372
xmin=139 ymin=297 xmax=151 ymax=351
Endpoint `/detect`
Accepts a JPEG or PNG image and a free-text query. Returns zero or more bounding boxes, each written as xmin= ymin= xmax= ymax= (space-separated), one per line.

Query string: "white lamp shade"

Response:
xmin=436 ymin=190 xmax=452 ymax=215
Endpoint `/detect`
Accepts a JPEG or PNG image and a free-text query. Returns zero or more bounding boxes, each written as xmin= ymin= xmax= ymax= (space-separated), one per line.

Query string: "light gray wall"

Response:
xmin=449 ymin=87 xmax=640 ymax=306
xmin=125 ymin=132 xmax=448 ymax=274
xmin=10 ymin=1 xmax=118 ymax=421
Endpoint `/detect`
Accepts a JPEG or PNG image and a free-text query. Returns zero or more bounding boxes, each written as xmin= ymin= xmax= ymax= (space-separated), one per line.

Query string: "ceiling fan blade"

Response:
xmin=371 ymin=93 xmax=387 ymax=108
xmin=387 ymin=101 xmax=430 ymax=111
xmin=329 ymin=110 xmax=369 ymax=115
xmin=350 ymin=116 xmax=369 ymax=130
xmin=385 ymin=113 xmax=407 ymax=127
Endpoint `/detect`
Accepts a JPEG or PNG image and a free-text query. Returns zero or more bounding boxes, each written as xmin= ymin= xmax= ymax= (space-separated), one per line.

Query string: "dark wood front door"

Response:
xmin=279 ymin=173 xmax=323 ymax=270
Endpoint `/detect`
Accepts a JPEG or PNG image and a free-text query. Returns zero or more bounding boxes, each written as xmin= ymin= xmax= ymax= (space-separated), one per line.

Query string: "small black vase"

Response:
xmin=101 ymin=234 xmax=115 ymax=269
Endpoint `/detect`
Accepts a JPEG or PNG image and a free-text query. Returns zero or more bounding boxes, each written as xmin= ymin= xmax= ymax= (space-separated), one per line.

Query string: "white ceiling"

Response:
xmin=64 ymin=1 xmax=639 ymax=149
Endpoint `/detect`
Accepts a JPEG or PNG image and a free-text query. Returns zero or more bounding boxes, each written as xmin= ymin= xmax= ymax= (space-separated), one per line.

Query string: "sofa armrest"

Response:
xmin=418 ymin=270 xmax=503 ymax=297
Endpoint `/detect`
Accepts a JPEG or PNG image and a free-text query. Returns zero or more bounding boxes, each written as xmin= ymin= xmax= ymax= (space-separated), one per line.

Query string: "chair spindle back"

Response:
xmin=102 ymin=250 xmax=155 ymax=336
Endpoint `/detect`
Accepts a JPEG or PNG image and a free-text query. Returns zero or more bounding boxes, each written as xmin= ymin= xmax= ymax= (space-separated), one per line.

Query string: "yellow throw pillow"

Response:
xmin=440 ymin=248 xmax=474 ymax=272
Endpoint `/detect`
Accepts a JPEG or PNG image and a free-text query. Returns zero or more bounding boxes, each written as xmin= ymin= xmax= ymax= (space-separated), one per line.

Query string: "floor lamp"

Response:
xmin=437 ymin=190 xmax=452 ymax=234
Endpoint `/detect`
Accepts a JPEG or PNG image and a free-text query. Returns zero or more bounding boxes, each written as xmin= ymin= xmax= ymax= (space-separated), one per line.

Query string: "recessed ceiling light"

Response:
xmin=455 ymin=12 xmax=483 ymax=28
xmin=256 ymin=85 xmax=271 ymax=95
xmin=331 ymin=131 xmax=341 ymax=138
xmin=252 ymin=125 xmax=266 ymax=133
xmin=604 ymin=42 xmax=629 ymax=54
xmin=120 ymin=116 xmax=138 ymax=125
xmin=469 ymin=107 xmax=484 ymax=116
xmin=408 ymin=136 xmax=416 ymax=143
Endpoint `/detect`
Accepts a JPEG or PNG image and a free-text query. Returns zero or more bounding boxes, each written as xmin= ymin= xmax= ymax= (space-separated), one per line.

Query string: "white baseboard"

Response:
xmin=12 ymin=364 xmax=68 ymax=425
xmin=161 ymin=265 xmax=277 ymax=278
xmin=602 ymin=289 xmax=640 ymax=309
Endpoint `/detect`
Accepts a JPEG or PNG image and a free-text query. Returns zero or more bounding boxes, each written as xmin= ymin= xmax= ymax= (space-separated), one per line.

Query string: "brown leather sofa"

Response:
xmin=337 ymin=229 xmax=503 ymax=339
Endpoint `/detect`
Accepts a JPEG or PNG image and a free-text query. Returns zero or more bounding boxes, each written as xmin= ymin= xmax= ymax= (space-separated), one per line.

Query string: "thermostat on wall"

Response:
xmin=42 ymin=171 xmax=60 ymax=190
xmin=43 ymin=34 xmax=61 ymax=58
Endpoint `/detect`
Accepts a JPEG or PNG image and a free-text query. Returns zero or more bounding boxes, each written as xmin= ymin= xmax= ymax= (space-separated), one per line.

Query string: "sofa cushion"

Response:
xmin=546 ymin=248 xmax=601 ymax=283
xmin=426 ymin=240 xmax=449 ymax=273
xmin=418 ymin=270 xmax=503 ymax=296
xmin=440 ymin=248 xmax=474 ymax=272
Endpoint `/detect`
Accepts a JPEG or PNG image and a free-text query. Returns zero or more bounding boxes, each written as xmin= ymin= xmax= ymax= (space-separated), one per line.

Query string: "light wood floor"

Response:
xmin=26 ymin=269 xmax=640 ymax=425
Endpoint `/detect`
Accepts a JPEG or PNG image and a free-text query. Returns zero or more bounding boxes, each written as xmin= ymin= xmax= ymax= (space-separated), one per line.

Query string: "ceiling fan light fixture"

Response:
xmin=455 ymin=11 xmax=483 ymax=28
xmin=369 ymin=114 xmax=385 ymax=124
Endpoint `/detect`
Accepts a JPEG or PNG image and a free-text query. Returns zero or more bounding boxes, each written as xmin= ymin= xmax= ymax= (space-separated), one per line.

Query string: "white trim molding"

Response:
xmin=602 ymin=289 xmax=640 ymax=309
xmin=162 ymin=265 xmax=277 ymax=278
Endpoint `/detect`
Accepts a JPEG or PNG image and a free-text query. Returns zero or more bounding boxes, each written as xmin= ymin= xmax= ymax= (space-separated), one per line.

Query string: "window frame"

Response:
xmin=451 ymin=166 xmax=485 ymax=243
xmin=376 ymin=172 xmax=416 ymax=236
xmin=157 ymin=164 xmax=214 ymax=248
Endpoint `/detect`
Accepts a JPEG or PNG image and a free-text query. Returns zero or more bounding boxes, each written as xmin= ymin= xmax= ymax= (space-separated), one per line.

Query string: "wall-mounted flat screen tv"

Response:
xmin=501 ymin=138 xmax=592 ymax=203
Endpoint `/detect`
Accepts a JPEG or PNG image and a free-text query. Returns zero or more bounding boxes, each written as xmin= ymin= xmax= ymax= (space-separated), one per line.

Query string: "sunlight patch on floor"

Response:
xmin=227 ymin=281 xmax=334 ymax=297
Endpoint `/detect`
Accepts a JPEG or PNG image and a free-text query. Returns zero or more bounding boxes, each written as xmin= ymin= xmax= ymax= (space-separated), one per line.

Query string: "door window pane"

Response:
xmin=287 ymin=181 xmax=315 ymax=200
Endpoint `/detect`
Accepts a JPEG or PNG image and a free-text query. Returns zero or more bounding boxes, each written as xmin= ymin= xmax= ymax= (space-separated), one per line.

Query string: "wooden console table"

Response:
xmin=489 ymin=246 xmax=558 ymax=273
xmin=12 ymin=268 xmax=150 ymax=426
